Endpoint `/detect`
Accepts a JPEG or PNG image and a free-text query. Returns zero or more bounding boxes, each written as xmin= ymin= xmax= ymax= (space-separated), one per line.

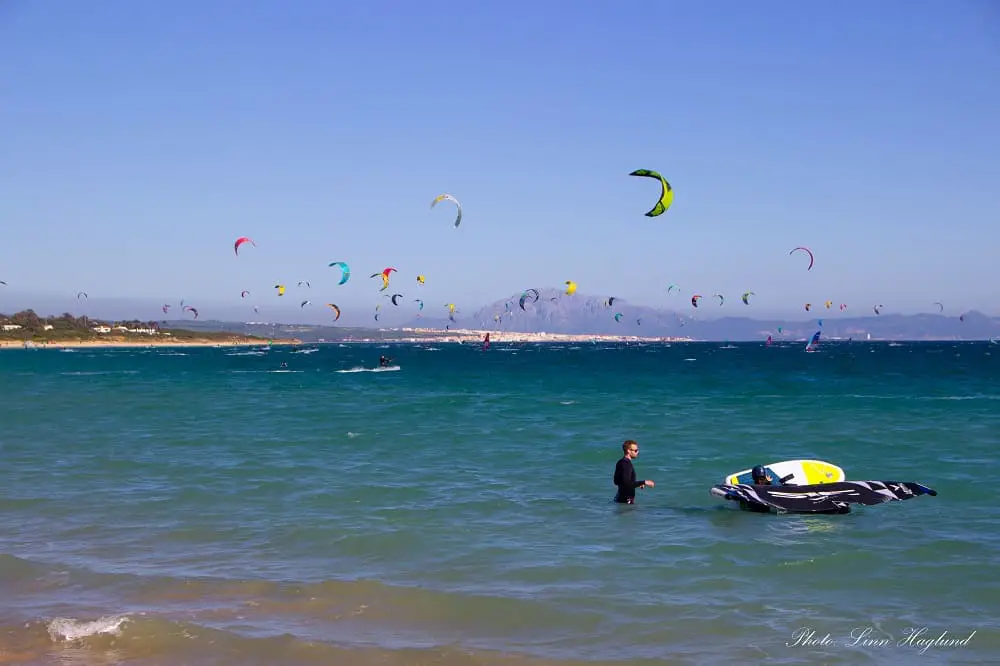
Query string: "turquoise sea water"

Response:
xmin=1 ymin=340 xmax=998 ymax=665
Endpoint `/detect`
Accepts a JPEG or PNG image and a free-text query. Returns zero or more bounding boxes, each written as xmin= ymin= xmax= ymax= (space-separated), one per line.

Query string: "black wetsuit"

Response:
xmin=613 ymin=456 xmax=645 ymax=504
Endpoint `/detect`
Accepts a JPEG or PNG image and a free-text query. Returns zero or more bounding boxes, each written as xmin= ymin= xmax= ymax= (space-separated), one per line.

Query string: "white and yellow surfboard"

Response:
xmin=724 ymin=459 xmax=845 ymax=486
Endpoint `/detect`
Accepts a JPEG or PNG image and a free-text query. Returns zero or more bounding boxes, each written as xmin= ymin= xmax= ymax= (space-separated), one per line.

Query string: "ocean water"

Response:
xmin=0 ymin=340 xmax=998 ymax=666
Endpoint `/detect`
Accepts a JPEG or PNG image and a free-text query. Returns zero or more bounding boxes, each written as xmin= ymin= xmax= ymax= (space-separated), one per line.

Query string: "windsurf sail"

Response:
xmin=766 ymin=335 xmax=772 ymax=346
xmin=711 ymin=480 xmax=937 ymax=514
xmin=805 ymin=330 xmax=820 ymax=352
xmin=481 ymin=332 xmax=490 ymax=351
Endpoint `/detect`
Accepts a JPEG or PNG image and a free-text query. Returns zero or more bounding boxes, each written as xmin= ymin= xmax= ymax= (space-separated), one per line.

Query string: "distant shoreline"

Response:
xmin=330 ymin=328 xmax=696 ymax=344
xmin=0 ymin=337 xmax=302 ymax=350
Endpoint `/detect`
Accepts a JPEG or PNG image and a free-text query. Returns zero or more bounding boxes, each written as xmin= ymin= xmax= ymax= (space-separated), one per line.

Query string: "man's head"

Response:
xmin=622 ymin=440 xmax=639 ymax=459
xmin=751 ymin=465 xmax=771 ymax=484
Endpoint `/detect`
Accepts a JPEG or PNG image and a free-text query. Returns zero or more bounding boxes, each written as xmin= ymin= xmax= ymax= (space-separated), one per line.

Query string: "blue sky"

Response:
xmin=1 ymin=0 xmax=998 ymax=326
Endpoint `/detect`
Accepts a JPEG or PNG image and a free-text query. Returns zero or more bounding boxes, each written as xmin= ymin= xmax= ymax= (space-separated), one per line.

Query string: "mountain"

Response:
xmin=158 ymin=288 xmax=1000 ymax=342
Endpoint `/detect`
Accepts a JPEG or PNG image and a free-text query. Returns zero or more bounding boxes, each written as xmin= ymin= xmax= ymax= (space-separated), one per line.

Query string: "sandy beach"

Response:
xmin=342 ymin=327 xmax=696 ymax=344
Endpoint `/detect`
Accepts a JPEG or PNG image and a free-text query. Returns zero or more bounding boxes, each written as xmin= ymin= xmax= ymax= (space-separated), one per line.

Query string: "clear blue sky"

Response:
xmin=2 ymin=0 xmax=998 ymax=325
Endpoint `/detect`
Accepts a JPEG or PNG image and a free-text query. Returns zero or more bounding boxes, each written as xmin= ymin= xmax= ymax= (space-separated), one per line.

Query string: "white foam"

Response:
xmin=47 ymin=615 xmax=129 ymax=642
xmin=335 ymin=366 xmax=400 ymax=373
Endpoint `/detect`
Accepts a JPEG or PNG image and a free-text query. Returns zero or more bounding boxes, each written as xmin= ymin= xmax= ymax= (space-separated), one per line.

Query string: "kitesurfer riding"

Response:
xmin=613 ymin=440 xmax=654 ymax=504
xmin=379 ymin=355 xmax=391 ymax=368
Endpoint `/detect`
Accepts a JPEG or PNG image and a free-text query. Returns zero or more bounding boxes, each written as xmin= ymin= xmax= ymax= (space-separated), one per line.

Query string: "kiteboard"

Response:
xmin=723 ymin=459 xmax=844 ymax=487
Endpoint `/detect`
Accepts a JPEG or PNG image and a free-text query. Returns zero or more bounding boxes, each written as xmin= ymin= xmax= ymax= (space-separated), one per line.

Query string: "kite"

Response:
xmin=713 ymin=293 xmax=724 ymax=306
xmin=274 ymin=284 xmax=286 ymax=296
xmin=183 ymin=305 xmax=199 ymax=319
xmin=326 ymin=303 xmax=341 ymax=321
xmin=667 ymin=284 xmax=679 ymax=294
xmin=933 ymin=302 xmax=944 ymax=313
xmin=413 ymin=299 xmax=424 ymax=310
xmin=804 ymin=303 xmax=812 ymax=312
xmin=417 ymin=275 xmax=426 ymax=285
xmin=614 ymin=312 xmax=624 ymax=322
xmin=691 ymin=294 xmax=701 ymax=308
xmin=711 ymin=480 xmax=937 ymax=515
xmin=564 ymin=280 xmax=577 ymax=296
xmin=77 ymin=292 xmax=88 ymax=300
xmin=241 ymin=290 xmax=251 ymax=299
xmin=300 ymin=300 xmax=311 ymax=308
xmin=298 ymin=281 xmax=311 ymax=288
xmin=741 ymin=290 xmax=754 ymax=305
xmin=328 ymin=262 xmax=351 ymax=285
xmin=234 ymin=237 xmax=255 ymax=256
xmin=874 ymin=305 xmax=883 ymax=315
xmin=629 ymin=169 xmax=673 ymax=217
xmin=391 ymin=294 xmax=403 ymax=306
xmin=162 ymin=304 xmax=170 ymax=314
xmin=519 ymin=289 xmax=540 ymax=310
xmin=431 ymin=193 xmax=463 ymax=227
xmin=789 ymin=246 xmax=814 ymax=271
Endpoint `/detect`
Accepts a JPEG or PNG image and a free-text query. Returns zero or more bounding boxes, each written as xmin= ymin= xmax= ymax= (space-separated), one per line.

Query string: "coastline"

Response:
xmin=337 ymin=327 xmax=696 ymax=344
xmin=0 ymin=337 xmax=302 ymax=350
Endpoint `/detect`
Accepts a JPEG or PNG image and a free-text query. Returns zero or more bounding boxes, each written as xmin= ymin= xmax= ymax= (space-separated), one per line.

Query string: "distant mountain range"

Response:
xmin=164 ymin=287 xmax=1000 ymax=342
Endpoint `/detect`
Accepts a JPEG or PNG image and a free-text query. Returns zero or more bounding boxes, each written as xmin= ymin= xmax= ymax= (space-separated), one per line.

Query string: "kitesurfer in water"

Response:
xmin=751 ymin=465 xmax=773 ymax=485
xmin=613 ymin=440 xmax=654 ymax=504
xmin=738 ymin=465 xmax=776 ymax=513
xmin=379 ymin=355 xmax=392 ymax=368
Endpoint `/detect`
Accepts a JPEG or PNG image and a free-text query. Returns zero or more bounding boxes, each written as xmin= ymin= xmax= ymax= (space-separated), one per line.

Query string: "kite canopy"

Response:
xmin=234 ymin=237 xmax=255 ymax=256
xmin=329 ymin=261 xmax=351 ymax=285
xmin=431 ymin=193 xmax=463 ymax=227
xmin=519 ymin=288 xmax=540 ymax=310
xmin=712 ymin=480 xmax=937 ymax=514
xmin=789 ymin=246 xmax=814 ymax=270
xmin=629 ymin=169 xmax=673 ymax=217
xmin=564 ymin=280 xmax=577 ymax=296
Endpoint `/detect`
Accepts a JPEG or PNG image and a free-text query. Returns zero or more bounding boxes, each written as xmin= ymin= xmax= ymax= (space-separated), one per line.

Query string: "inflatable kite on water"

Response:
xmin=711 ymin=480 xmax=937 ymax=515
xmin=629 ymin=169 xmax=673 ymax=217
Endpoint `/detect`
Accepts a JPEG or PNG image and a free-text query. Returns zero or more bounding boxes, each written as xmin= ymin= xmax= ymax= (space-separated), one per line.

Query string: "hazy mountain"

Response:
xmin=13 ymin=287 xmax=997 ymax=341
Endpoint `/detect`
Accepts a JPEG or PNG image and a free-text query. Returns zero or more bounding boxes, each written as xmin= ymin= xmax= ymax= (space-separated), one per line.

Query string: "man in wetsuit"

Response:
xmin=751 ymin=465 xmax=773 ymax=485
xmin=613 ymin=440 xmax=654 ymax=504
xmin=379 ymin=355 xmax=390 ymax=367
xmin=739 ymin=465 xmax=776 ymax=513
